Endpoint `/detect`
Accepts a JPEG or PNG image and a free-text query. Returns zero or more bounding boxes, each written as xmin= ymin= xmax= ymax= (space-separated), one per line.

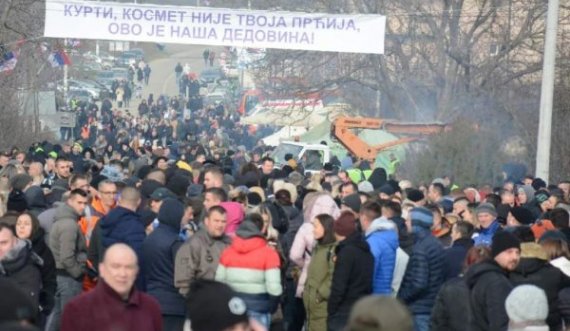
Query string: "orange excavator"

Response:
xmin=331 ymin=116 xmax=450 ymax=164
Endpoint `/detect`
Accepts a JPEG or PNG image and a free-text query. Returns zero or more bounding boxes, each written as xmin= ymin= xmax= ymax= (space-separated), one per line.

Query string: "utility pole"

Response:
xmin=535 ymin=0 xmax=560 ymax=182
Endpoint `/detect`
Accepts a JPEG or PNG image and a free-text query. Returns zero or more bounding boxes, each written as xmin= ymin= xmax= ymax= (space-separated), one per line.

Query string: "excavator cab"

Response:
xmin=270 ymin=141 xmax=330 ymax=175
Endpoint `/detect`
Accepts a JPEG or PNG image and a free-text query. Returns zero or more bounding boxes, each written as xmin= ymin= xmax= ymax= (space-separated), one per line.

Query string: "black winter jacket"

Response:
xmin=327 ymin=232 xmax=373 ymax=325
xmin=31 ymin=228 xmax=56 ymax=313
xmin=443 ymin=238 xmax=473 ymax=281
xmin=142 ymin=223 xmax=185 ymax=316
xmin=0 ymin=239 xmax=43 ymax=309
xmin=430 ymin=277 xmax=470 ymax=331
xmin=509 ymin=243 xmax=570 ymax=330
xmin=465 ymin=259 xmax=512 ymax=331
xmin=397 ymin=228 xmax=445 ymax=314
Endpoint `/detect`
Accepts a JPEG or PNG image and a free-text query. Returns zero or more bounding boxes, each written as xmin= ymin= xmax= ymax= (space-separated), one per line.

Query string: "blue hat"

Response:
xmin=410 ymin=207 xmax=433 ymax=228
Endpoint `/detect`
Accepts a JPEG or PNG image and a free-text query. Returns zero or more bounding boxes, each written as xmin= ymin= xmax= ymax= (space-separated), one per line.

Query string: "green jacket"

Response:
xmin=303 ymin=242 xmax=337 ymax=331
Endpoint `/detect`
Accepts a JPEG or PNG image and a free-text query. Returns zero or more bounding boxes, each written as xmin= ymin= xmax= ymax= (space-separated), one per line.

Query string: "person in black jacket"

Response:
xmin=15 ymin=212 xmax=56 ymax=319
xmin=0 ymin=223 xmax=43 ymax=315
xmin=443 ymin=221 xmax=474 ymax=280
xmin=397 ymin=207 xmax=445 ymax=331
xmin=509 ymin=226 xmax=570 ymax=330
xmin=465 ymin=231 xmax=521 ymax=331
xmin=143 ymin=198 xmax=185 ymax=331
xmin=430 ymin=246 xmax=491 ymax=331
xmin=327 ymin=211 xmax=373 ymax=331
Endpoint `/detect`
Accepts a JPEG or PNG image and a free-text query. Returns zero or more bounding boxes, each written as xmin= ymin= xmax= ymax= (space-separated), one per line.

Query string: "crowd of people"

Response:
xmin=1 ymin=52 xmax=570 ymax=331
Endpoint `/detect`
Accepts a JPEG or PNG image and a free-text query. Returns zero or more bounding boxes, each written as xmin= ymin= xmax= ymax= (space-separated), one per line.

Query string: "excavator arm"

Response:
xmin=331 ymin=116 xmax=449 ymax=164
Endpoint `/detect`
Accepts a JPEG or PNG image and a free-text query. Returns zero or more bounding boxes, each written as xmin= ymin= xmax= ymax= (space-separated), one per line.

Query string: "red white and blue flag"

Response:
xmin=0 ymin=51 xmax=18 ymax=73
xmin=48 ymin=50 xmax=72 ymax=67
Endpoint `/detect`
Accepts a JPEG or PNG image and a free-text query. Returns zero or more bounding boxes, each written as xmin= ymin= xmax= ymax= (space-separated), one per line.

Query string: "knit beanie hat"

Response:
xmin=186 ymin=280 xmax=249 ymax=331
xmin=7 ymin=190 xmax=28 ymax=213
xmin=406 ymin=189 xmax=424 ymax=203
xmin=379 ymin=184 xmax=395 ymax=196
xmin=491 ymin=231 xmax=521 ymax=258
xmin=357 ymin=181 xmax=374 ymax=193
xmin=410 ymin=207 xmax=433 ymax=229
xmin=158 ymin=198 xmax=184 ymax=228
xmin=505 ymin=284 xmax=548 ymax=324
xmin=534 ymin=190 xmax=550 ymax=204
xmin=476 ymin=202 xmax=498 ymax=217
xmin=345 ymin=295 xmax=413 ymax=331
xmin=166 ymin=174 xmax=190 ymax=198
xmin=334 ymin=211 xmax=357 ymax=237
xmin=510 ymin=207 xmax=535 ymax=225
xmin=341 ymin=193 xmax=362 ymax=213
xmin=9 ymin=174 xmax=33 ymax=192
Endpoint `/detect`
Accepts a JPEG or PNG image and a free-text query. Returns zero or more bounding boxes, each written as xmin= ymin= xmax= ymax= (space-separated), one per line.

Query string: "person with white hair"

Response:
xmin=505 ymin=284 xmax=549 ymax=331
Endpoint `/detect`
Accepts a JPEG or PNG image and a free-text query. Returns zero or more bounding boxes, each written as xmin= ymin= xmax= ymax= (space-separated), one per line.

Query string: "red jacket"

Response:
xmin=61 ymin=279 xmax=163 ymax=331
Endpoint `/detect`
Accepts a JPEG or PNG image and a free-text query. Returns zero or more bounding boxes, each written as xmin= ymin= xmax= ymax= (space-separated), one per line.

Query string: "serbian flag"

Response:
xmin=48 ymin=50 xmax=72 ymax=67
xmin=0 ymin=51 xmax=18 ymax=73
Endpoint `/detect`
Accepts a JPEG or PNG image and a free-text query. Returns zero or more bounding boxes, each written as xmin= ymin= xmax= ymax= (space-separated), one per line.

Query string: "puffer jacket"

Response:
xmin=48 ymin=203 xmax=86 ymax=279
xmin=430 ymin=277 xmax=470 ymax=331
xmin=398 ymin=227 xmax=445 ymax=314
xmin=99 ymin=206 xmax=146 ymax=289
xmin=31 ymin=228 xmax=56 ymax=313
xmin=509 ymin=242 xmax=570 ymax=330
xmin=174 ymin=228 xmax=231 ymax=296
xmin=290 ymin=192 xmax=340 ymax=297
xmin=0 ymin=239 xmax=43 ymax=309
xmin=465 ymin=259 xmax=512 ymax=331
xmin=303 ymin=242 xmax=337 ymax=331
xmin=365 ymin=217 xmax=398 ymax=295
xmin=280 ymin=204 xmax=303 ymax=277
xmin=216 ymin=220 xmax=282 ymax=313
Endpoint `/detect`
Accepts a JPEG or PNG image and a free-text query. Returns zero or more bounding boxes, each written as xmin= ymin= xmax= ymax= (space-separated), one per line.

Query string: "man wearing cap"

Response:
xmin=506 ymin=207 xmax=536 ymax=227
xmin=397 ymin=207 xmax=445 ymax=331
xmin=148 ymin=187 xmax=177 ymax=229
xmin=473 ymin=202 xmax=501 ymax=247
xmin=61 ymin=244 xmax=162 ymax=331
xmin=185 ymin=280 xmax=265 ymax=331
xmin=466 ymin=231 xmax=521 ymax=331
xmin=340 ymin=193 xmax=361 ymax=216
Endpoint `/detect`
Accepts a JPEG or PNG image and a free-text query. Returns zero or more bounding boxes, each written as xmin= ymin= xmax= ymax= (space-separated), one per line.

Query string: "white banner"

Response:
xmin=44 ymin=0 xmax=386 ymax=54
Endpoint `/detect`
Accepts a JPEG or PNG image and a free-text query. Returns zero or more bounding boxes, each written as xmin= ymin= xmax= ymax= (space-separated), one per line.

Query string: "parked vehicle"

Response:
xmin=199 ymin=67 xmax=225 ymax=85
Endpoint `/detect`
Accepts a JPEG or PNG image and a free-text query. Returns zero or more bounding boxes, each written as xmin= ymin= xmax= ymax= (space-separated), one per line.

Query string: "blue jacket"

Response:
xmin=443 ymin=238 xmax=474 ymax=280
xmin=398 ymin=227 xmax=445 ymax=314
xmin=473 ymin=220 xmax=500 ymax=247
xmin=99 ymin=206 xmax=146 ymax=290
xmin=142 ymin=223 xmax=185 ymax=316
xmin=365 ymin=218 xmax=398 ymax=295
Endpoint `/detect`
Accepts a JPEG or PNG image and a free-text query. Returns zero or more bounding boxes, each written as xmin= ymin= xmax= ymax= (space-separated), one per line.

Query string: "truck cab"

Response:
xmin=271 ymin=141 xmax=331 ymax=175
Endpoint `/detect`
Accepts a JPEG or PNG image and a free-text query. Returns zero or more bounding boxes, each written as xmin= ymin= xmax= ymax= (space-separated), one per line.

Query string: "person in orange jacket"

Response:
xmin=80 ymin=179 xmax=117 ymax=291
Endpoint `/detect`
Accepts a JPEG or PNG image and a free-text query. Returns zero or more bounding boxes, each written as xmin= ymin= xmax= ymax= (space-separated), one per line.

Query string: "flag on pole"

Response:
xmin=0 ymin=51 xmax=18 ymax=73
xmin=48 ymin=50 xmax=72 ymax=67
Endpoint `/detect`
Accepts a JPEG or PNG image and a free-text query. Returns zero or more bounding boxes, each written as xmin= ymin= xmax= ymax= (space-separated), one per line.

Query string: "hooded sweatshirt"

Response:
xmin=216 ymin=219 xmax=282 ymax=313
xmin=220 ymin=201 xmax=245 ymax=236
